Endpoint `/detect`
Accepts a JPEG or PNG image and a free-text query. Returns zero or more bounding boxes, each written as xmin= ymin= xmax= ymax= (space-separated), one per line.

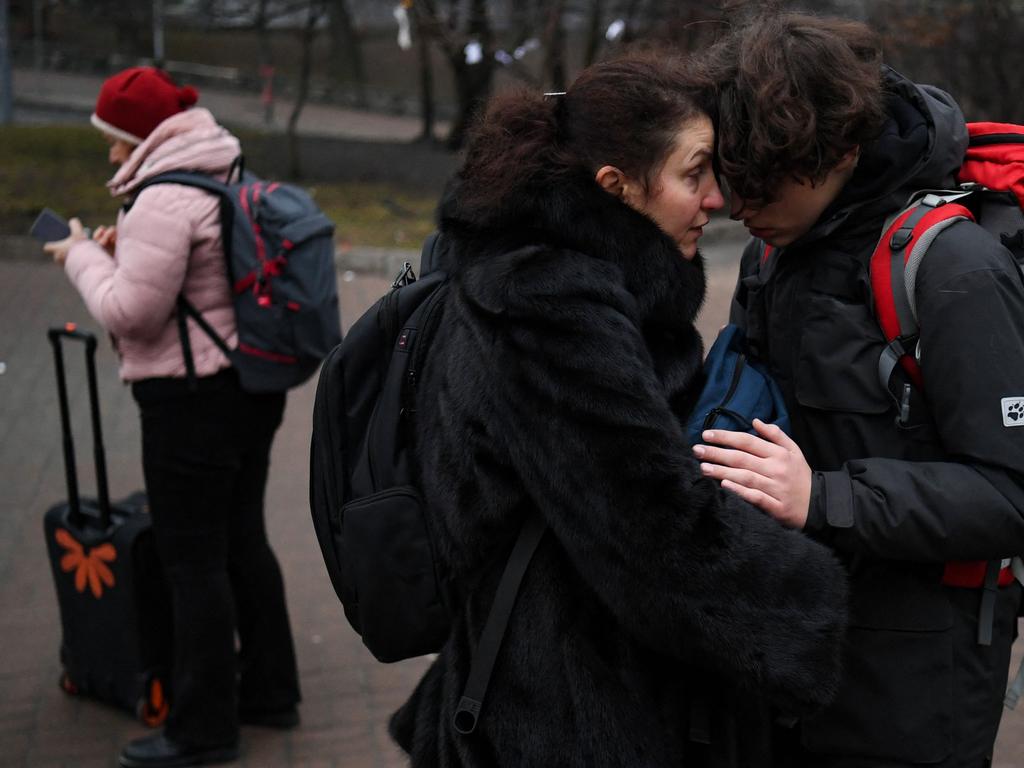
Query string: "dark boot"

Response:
xmin=118 ymin=733 xmax=239 ymax=768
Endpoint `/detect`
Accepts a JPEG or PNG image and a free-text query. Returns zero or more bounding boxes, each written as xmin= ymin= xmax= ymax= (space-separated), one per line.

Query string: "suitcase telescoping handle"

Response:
xmin=47 ymin=324 xmax=112 ymax=529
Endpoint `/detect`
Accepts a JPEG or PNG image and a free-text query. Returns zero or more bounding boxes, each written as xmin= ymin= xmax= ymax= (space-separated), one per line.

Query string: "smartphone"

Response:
xmin=30 ymin=208 xmax=71 ymax=242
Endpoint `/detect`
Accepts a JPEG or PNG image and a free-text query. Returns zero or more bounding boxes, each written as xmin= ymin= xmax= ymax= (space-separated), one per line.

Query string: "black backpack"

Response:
xmin=309 ymin=234 xmax=545 ymax=734
xmin=132 ymin=158 xmax=342 ymax=393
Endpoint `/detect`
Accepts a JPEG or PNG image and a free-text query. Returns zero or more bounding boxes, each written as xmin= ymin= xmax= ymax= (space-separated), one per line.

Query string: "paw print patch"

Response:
xmin=1003 ymin=397 xmax=1024 ymax=427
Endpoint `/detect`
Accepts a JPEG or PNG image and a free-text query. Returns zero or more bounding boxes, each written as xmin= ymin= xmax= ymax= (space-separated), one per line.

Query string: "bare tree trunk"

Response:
xmin=412 ymin=6 xmax=436 ymax=143
xmin=287 ymin=0 xmax=324 ymax=179
xmin=583 ymin=0 xmax=606 ymax=68
xmin=414 ymin=0 xmax=497 ymax=150
xmin=1 ymin=0 xmax=13 ymax=124
xmin=508 ymin=0 xmax=531 ymax=44
xmin=977 ymin=0 xmax=1021 ymax=120
xmin=112 ymin=0 xmax=150 ymax=61
xmin=445 ymin=0 xmax=494 ymax=149
xmin=619 ymin=0 xmax=645 ymax=45
xmin=256 ymin=0 xmax=276 ymax=125
xmin=328 ymin=0 xmax=367 ymax=107
xmin=542 ymin=1 xmax=566 ymax=91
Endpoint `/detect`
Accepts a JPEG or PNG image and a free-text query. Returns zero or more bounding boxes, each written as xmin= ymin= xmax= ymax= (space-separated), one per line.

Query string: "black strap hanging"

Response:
xmin=453 ymin=514 xmax=547 ymax=735
xmin=176 ymin=296 xmax=233 ymax=391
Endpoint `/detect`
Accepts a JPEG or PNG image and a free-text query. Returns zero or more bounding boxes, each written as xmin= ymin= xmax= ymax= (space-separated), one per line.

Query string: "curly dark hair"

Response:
xmin=453 ymin=52 xmax=715 ymax=221
xmin=701 ymin=12 xmax=887 ymax=204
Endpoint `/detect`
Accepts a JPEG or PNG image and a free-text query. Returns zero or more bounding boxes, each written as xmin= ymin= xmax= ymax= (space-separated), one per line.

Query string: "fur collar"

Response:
xmin=439 ymin=167 xmax=707 ymax=334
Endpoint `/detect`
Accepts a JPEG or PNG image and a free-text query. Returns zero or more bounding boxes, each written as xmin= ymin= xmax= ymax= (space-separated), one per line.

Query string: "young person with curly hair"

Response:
xmin=695 ymin=13 xmax=1024 ymax=768
xmin=387 ymin=53 xmax=850 ymax=768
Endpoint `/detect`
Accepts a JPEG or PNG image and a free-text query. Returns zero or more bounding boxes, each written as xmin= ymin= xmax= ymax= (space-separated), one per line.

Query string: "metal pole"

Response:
xmin=152 ymin=0 xmax=165 ymax=67
xmin=0 ymin=0 xmax=13 ymax=124
xmin=33 ymin=0 xmax=42 ymax=69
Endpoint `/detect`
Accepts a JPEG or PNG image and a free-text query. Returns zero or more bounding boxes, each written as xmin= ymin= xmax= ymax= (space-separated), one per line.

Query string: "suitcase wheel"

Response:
xmin=137 ymin=677 xmax=169 ymax=728
xmin=58 ymin=671 xmax=79 ymax=696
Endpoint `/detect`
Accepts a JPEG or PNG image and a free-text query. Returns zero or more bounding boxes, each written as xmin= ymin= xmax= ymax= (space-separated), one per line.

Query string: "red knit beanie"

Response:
xmin=90 ymin=67 xmax=199 ymax=145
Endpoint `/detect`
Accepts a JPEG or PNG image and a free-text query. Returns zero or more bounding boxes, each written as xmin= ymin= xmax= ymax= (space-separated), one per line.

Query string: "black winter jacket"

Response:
xmin=731 ymin=69 xmax=1024 ymax=767
xmin=388 ymin=160 xmax=850 ymax=767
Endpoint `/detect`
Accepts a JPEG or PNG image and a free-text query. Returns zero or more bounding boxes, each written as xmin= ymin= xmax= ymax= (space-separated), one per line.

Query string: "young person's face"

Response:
xmin=629 ymin=115 xmax=724 ymax=259
xmin=727 ymin=152 xmax=858 ymax=248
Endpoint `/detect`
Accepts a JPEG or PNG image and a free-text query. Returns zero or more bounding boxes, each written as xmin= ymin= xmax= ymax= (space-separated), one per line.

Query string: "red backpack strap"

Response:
xmin=871 ymin=194 xmax=1015 ymax=623
xmin=870 ymin=194 xmax=976 ymax=401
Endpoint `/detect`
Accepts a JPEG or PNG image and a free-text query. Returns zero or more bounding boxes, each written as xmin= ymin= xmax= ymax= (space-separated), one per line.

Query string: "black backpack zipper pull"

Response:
xmin=392 ymin=261 xmax=417 ymax=289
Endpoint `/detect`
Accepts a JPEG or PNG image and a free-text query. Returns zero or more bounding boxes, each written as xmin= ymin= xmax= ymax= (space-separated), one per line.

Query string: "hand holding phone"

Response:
xmin=40 ymin=214 xmax=89 ymax=266
xmin=30 ymin=208 xmax=72 ymax=243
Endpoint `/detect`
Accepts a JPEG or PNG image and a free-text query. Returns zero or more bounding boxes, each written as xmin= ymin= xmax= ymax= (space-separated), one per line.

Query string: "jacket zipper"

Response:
xmin=367 ymin=277 xmax=447 ymax=488
xmin=316 ymin=344 xmax=345 ymax=524
xmin=404 ymin=281 xmax=448 ymax=416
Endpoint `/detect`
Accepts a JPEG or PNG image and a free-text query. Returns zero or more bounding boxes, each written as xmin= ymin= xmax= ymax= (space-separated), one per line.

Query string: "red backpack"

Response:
xmin=869 ymin=122 xmax=1024 ymax=638
xmin=871 ymin=121 xmax=1024 ymax=401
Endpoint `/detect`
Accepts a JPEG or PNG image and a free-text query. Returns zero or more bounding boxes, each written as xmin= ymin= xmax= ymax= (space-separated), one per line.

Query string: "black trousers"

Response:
xmin=132 ymin=369 xmax=300 ymax=747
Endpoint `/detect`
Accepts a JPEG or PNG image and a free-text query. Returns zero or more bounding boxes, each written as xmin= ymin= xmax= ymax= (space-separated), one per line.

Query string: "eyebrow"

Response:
xmin=683 ymin=148 xmax=713 ymax=167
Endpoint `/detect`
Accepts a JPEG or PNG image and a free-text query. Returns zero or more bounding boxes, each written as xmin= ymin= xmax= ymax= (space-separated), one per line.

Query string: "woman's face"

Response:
xmin=104 ymin=134 xmax=135 ymax=166
xmin=626 ymin=115 xmax=724 ymax=259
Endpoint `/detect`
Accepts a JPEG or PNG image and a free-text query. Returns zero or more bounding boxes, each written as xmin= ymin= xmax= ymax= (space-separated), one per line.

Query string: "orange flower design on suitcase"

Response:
xmin=55 ymin=529 xmax=117 ymax=598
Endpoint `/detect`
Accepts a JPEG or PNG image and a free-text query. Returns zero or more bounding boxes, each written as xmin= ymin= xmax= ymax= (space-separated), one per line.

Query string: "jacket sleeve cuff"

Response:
xmin=805 ymin=470 xmax=855 ymax=544
xmin=64 ymin=239 xmax=110 ymax=282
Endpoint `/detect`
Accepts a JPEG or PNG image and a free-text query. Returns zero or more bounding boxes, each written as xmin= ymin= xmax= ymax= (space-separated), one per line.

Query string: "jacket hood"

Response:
xmin=439 ymin=165 xmax=707 ymax=332
xmin=108 ymin=107 xmax=241 ymax=196
xmin=802 ymin=67 xmax=968 ymax=244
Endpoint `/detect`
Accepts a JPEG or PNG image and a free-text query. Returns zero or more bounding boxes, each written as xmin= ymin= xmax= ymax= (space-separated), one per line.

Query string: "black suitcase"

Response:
xmin=43 ymin=325 xmax=173 ymax=726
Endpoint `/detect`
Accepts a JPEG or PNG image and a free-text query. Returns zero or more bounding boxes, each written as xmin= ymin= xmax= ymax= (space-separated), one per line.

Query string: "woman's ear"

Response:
xmin=836 ymin=146 xmax=860 ymax=172
xmin=595 ymin=165 xmax=628 ymax=198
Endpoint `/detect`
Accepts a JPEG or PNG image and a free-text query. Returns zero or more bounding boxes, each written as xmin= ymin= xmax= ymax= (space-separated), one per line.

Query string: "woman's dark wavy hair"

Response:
xmin=454 ymin=52 xmax=715 ymax=220
xmin=703 ymin=12 xmax=887 ymax=204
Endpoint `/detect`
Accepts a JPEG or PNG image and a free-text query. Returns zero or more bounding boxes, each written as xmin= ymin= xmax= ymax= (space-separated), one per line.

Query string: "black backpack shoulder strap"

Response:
xmin=125 ymin=170 xmax=237 ymax=264
xmin=371 ymin=262 xmax=548 ymax=734
xmin=128 ymin=171 xmax=238 ymax=259
xmin=176 ymin=295 xmax=233 ymax=390
xmin=453 ymin=513 xmax=547 ymax=735
xmin=127 ymin=170 xmax=233 ymax=207
xmin=419 ymin=231 xmax=446 ymax=276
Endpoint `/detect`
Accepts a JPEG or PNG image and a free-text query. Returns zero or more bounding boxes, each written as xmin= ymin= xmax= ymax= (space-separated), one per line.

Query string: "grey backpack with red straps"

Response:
xmin=133 ymin=159 xmax=341 ymax=392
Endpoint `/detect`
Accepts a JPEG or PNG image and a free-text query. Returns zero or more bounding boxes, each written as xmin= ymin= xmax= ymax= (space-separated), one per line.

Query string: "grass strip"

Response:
xmin=0 ymin=125 xmax=439 ymax=250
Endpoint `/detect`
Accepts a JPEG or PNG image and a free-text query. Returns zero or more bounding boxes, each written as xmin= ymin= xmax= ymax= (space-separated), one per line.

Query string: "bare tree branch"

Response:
xmin=287 ymin=0 xmax=327 ymax=178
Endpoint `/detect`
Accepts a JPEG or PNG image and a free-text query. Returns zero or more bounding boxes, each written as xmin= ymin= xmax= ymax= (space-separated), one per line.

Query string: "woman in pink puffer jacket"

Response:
xmin=45 ymin=67 xmax=300 ymax=768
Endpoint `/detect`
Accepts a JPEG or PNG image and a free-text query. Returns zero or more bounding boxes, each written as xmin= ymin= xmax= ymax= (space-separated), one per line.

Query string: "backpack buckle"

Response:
xmin=920 ymin=193 xmax=949 ymax=208
xmin=890 ymin=226 xmax=914 ymax=251
xmin=453 ymin=696 xmax=481 ymax=735
xmin=392 ymin=262 xmax=417 ymax=289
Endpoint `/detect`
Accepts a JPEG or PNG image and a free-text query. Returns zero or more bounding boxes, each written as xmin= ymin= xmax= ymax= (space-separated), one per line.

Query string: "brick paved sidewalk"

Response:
xmin=0 ymin=260 xmax=430 ymax=767
xmin=1 ymin=256 xmax=1022 ymax=767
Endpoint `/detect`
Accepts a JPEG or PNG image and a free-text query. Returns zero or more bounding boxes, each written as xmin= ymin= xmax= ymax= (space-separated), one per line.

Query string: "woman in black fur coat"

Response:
xmin=390 ymin=54 xmax=849 ymax=767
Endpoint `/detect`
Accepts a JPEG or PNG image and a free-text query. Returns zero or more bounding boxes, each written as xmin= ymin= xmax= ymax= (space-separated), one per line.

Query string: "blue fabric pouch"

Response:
xmin=685 ymin=324 xmax=791 ymax=446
